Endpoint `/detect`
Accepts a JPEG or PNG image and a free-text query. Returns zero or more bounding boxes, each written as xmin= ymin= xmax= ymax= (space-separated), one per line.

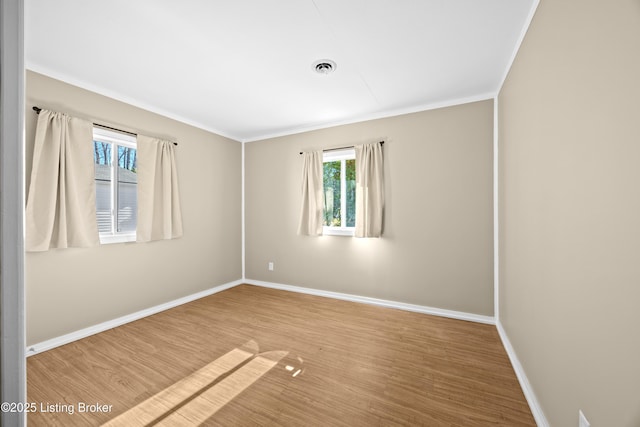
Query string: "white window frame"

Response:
xmin=93 ymin=127 xmax=137 ymax=244
xmin=323 ymin=148 xmax=355 ymax=237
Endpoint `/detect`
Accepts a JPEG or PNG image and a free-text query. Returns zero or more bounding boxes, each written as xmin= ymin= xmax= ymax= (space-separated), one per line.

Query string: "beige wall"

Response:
xmin=25 ymin=71 xmax=242 ymax=345
xmin=499 ymin=1 xmax=640 ymax=426
xmin=246 ymin=100 xmax=494 ymax=316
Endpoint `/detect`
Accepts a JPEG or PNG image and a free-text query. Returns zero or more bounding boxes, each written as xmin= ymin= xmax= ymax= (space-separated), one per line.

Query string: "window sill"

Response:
xmin=99 ymin=233 xmax=136 ymax=244
xmin=323 ymin=226 xmax=354 ymax=237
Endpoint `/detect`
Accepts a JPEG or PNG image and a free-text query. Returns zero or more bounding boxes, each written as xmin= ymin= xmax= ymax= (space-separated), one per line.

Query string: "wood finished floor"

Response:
xmin=27 ymin=284 xmax=535 ymax=426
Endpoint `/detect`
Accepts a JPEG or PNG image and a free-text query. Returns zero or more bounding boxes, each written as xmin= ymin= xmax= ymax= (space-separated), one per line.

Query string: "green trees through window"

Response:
xmin=323 ymin=151 xmax=355 ymax=229
xmin=323 ymin=160 xmax=341 ymax=226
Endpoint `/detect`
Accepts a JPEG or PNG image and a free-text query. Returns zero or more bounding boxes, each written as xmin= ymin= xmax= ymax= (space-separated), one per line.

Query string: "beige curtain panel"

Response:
xmin=136 ymin=135 xmax=183 ymax=242
xmin=355 ymin=142 xmax=384 ymax=237
xmin=25 ymin=110 xmax=99 ymax=251
xmin=297 ymin=151 xmax=324 ymax=236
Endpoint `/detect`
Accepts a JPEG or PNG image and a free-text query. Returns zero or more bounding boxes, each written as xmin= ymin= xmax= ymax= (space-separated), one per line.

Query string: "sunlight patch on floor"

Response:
xmin=102 ymin=340 xmax=287 ymax=426
xmin=157 ymin=350 xmax=288 ymax=426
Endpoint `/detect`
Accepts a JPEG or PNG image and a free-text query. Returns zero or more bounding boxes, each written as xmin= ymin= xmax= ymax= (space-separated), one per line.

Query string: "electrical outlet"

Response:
xmin=268 ymin=262 xmax=274 ymax=271
xmin=579 ymin=410 xmax=590 ymax=427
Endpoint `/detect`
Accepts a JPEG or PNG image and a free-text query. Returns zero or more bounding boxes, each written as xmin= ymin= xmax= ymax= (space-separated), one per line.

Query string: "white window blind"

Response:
xmin=93 ymin=127 xmax=137 ymax=243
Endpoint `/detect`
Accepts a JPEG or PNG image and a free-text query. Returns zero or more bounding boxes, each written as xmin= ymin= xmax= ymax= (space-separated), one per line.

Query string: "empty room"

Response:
xmin=1 ymin=0 xmax=639 ymax=426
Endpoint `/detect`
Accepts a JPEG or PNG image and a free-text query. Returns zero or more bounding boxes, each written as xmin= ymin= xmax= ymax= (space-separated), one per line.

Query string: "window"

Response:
xmin=93 ymin=127 xmax=137 ymax=243
xmin=323 ymin=148 xmax=355 ymax=236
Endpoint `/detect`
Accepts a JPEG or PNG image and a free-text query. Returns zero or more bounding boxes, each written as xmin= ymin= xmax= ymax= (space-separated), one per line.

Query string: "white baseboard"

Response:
xmin=244 ymin=279 xmax=495 ymax=325
xmin=28 ymin=277 xmax=544 ymax=425
xmin=496 ymin=320 xmax=549 ymax=426
xmin=26 ymin=279 xmax=243 ymax=356
xmin=26 ymin=278 xmax=494 ymax=356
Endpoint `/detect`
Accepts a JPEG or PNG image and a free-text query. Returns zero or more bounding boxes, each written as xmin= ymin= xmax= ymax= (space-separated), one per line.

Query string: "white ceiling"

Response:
xmin=25 ymin=0 xmax=536 ymax=142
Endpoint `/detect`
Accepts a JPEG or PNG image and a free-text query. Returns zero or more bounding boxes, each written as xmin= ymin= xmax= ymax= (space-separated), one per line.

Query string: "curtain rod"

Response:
xmin=299 ymin=141 xmax=383 ymax=155
xmin=32 ymin=106 xmax=178 ymax=146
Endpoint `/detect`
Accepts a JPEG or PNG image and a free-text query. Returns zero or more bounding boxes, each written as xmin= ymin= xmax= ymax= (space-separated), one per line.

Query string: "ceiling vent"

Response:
xmin=313 ymin=59 xmax=337 ymax=75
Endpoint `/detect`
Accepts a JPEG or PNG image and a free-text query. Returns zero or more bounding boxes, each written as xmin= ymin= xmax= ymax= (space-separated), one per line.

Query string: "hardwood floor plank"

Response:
xmin=27 ymin=284 xmax=535 ymax=426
